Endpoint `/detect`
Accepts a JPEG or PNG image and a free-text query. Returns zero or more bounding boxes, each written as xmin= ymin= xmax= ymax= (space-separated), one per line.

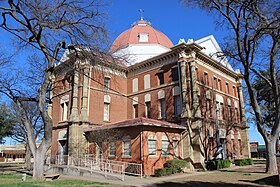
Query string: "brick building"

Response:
xmin=50 ymin=19 xmax=250 ymax=174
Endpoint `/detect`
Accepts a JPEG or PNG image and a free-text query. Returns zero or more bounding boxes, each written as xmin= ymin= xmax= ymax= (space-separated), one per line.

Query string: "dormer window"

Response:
xmin=139 ymin=33 xmax=148 ymax=42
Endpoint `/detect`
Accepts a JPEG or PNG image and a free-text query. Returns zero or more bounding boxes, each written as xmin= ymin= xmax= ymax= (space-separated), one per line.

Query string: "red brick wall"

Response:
xmin=87 ymin=126 xmax=183 ymax=175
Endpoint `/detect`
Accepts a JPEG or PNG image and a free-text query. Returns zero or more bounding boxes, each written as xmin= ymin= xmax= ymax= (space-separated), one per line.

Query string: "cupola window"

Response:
xmin=139 ymin=33 xmax=148 ymax=42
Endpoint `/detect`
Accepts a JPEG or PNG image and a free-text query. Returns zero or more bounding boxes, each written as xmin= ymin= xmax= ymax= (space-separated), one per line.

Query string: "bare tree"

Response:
xmin=181 ymin=0 xmax=280 ymax=174
xmin=9 ymin=101 xmax=43 ymax=169
xmin=0 ymin=0 xmax=108 ymax=180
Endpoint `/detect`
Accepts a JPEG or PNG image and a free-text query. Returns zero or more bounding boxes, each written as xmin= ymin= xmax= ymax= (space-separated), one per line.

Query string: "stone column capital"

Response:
xmin=178 ymin=50 xmax=196 ymax=62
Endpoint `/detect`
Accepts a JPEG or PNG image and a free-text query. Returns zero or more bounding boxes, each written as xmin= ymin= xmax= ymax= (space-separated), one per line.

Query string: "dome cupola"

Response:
xmin=110 ymin=19 xmax=173 ymax=65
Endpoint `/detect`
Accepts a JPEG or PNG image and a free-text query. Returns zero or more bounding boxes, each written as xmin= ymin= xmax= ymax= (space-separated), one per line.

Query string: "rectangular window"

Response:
xmin=172 ymin=67 xmax=179 ymax=81
xmin=158 ymin=72 xmax=164 ymax=85
xmin=104 ymin=77 xmax=110 ymax=91
xmin=144 ymin=74 xmax=151 ymax=89
xmin=218 ymin=79 xmax=221 ymax=91
xmin=228 ymin=106 xmax=232 ymax=119
xmin=139 ymin=33 xmax=149 ymax=42
xmin=145 ymin=101 xmax=151 ymax=118
xmin=226 ymin=82 xmax=229 ymax=94
xmin=61 ymin=102 xmax=68 ymax=121
xmin=109 ymin=142 xmax=116 ymax=156
xmin=173 ymin=140 xmax=179 ymax=158
xmin=217 ymin=103 xmax=223 ymax=120
xmin=174 ymin=96 xmax=181 ymax=116
xmin=213 ymin=77 xmax=217 ymax=89
xmin=159 ymin=99 xmax=166 ymax=119
xmin=148 ymin=137 xmax=156 ymax=156
xmin=216 ymin=102 xmax=222 ymax=120
xmin=235 ymin=108 xmax=239 ymax=122
xmin=123 ymin=137 xmax=131 ymax=157
xmin=206 ymin=99 xmax=211 ymax=117
xmin=133 ymin=104 xmax=138 ymax=118
xmin=233 ymin=86 xmax=236 ymax=97
xmin=204 ymin=72 xmax=208 ymax=85
xmin=104 ymin=103 xmax=110 ymax=121
xmin=132 ymin=78 xmax=138 ymax=92
xmin=162 ymin=137 xmax=169 ymax=156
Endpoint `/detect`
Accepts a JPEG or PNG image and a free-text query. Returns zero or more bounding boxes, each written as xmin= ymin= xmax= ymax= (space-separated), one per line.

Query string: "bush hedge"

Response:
xmin=164 ymin=159 xmax=187 ymax=173
xmin=234 ymin=158 xmax=253 ymax=166
xmin=155 ymin=159 xmax=187 ymax=177
xmin=154 ymin=168 xmax=166 ymax=177
xmin=206 ymin=160 xmax=231 ymax=170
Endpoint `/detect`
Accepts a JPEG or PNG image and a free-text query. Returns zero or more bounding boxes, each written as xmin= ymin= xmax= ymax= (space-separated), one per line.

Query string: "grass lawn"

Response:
xmin=0 ymin=172 xmax=122 ymax=187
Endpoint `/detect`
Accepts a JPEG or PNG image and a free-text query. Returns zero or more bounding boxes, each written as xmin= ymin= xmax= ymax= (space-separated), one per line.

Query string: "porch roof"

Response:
xmin=84 ymin=117 xmax=186 ymax=132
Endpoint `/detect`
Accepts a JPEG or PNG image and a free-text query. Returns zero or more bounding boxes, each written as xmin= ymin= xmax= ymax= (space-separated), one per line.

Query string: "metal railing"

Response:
xmin=46 ymin=154 xmax=142 ymax=181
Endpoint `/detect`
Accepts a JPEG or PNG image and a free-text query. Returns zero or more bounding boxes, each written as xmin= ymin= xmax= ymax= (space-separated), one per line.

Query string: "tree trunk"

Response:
xmin=32 ymin=150 xmax=46 ymax=180
xmin=265 ymin=138 xmax=278 ymax=174
xmin=25 ymin=143 xmax=32 ymax=170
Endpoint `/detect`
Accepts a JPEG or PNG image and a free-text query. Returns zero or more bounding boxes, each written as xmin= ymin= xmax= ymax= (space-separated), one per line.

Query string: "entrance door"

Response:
xmin=59 ymin=140 xmax=67 ymax=164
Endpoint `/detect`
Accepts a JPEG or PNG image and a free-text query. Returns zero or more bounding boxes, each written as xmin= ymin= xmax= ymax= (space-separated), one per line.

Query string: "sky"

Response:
xmin=1 ymin=0 xmax=264 ymax=145
xmin=106 ymin=0 xmax=264 ymax=144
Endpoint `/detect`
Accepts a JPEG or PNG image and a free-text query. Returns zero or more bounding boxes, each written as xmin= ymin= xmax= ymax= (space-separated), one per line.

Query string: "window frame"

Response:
xmin=61 ymin=101 xmax=69 ymax=121
xmin=171 ymin=66 xmax=179 ymax=81
xmin=145 ymin=101 xmax=151 ymax=118
xmin=148 ymin=135 xmax=157 ymax=156
xmin=109 ymin=142 xmax=116 ymax=157
xmin=123 ymin=136 xmax=132 ymax=157
xmin=173 ymin=95 xmax=182 ymax=116
xmin=104 ymin=77 xmax=110 ymax=91
xmin=103 ymin=103 xmax=110 ymax=122
xmin=133 ymin=104 xmax=138 ymax=118
xmin=204 ymin=72 xmax=209 ymax=85
xmin=173 ymin=140 xmax=179 ymax=158
xmin=159 ymin=98 xmax=166 ymax=119
xmin=157 ymin=72 xmax=164 ymax=85
xmin=161 ymin=136 xmax=170 ymax=156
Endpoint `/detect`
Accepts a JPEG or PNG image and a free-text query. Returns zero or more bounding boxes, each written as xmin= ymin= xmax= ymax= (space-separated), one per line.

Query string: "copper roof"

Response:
xmin=110 ymin=20 xmax=173 ymax=53
xmin=84 ymin=117 xmax=186 ymax=132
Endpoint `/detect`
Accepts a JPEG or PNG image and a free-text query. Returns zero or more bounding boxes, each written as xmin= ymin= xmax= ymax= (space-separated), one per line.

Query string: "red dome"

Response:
xmin=110 ymin=20 xmax=173 ymax=53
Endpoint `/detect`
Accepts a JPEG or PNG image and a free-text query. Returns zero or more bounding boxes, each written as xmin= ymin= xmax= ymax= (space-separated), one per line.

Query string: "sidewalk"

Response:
xmin=60 ymin=170 xmax=212 ymax=187
xmin=59 ymin=163 xmax=277 ymax=187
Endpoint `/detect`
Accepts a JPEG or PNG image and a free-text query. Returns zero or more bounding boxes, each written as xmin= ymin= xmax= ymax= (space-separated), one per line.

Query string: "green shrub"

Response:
xmin=171 ymin=167 xmax=178 ymax=174
xmin=154 ymin=168 xmax=166 ymax=177
xmin=165 ymin=168 xmax=172 ymax=176
xmin=206 ymin=160 xmax=217 ymax=170
xmin=235 ymin=158 xmax=253 ymax=166
xmin=245 ymin=158 xmax=253 ymax=165
xmin=164 ymin=159 xmax=187 ymax=173
xmin=206 ymin=160 xmax=231 ymax=170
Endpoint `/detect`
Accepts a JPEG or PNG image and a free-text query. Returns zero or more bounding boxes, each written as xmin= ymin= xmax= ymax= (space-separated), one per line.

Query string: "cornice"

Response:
xmin=196 ymin=51 xmax=243 ymax=80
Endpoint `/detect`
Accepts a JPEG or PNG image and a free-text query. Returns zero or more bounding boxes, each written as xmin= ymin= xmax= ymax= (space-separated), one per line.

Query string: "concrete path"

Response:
xmin=59 ymin=163 xmax=278 ymax=187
